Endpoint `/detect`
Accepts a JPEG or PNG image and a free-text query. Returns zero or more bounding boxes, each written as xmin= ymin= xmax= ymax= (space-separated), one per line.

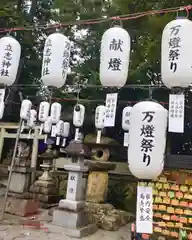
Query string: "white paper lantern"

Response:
xmin=20 ymin=100 xmax=32 ymax=120
xmin=63 ymin=122 xmax=70 ymax=137
xmin=38 ymin=101 xmax=50 ymax=122
xmin=128 ymin=101 xmax=168 ymax=180
xmin=44 ymin=116 xmax=52 ymax=133
xmin=27 ymin=109 xmax=37 ymax=138
xmin=100 ymin=26 xmax=131 ymax=87
xmin=95 ymin=105 xmax=106 ymax=144
xmin=50 ymin=102 xmax=61 ymax=124
xmin=43 ymin=116 xmax=52 ymax=143
xmin=122 ymin=106 xmax=132 ymax=147
xmin=41 ymin=33 xmax=71 ymax=88
xmin=122 ymin=106 xmax=132 ymax=131
xmin=0 ymin=36 xmax=21 ymax=86
xmin=73 ymin=104 xmax=85 ymax=141
xmin=0 ymin=102 xmax=5 ymax=119
xmin=28 ymin=109 xmax=37 ymax=128
xmin=73 ymin=104 xmax=85 ymax=128
xmin=62 ymin=122 xmax=70 ymax=147
xmin=161 ymin=17 xmax=192 ymax=88
xmin=95 ymin=105 xmax=106 ymax=129
xmin=38 ymin=101 xmax=50 ymax=135
xmin=55 ymin=120 xmax=64 ymax=145
xmin=56 ymin=120 xmax=64 ymax=135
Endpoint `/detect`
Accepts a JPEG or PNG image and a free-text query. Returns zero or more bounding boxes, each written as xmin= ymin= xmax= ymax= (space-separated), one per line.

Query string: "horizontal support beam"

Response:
xmin=3 ymin=133 xmax=44 ymax=140
xmin=55 ymin=156 xmax=192 ymax=177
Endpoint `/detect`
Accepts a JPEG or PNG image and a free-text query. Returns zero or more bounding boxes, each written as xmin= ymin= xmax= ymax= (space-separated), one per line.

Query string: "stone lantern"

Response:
xmin=38 ymin=144 xmax=55 ymax=182
xmin=5 ymin=141 xmax=39 ymax=217
xmin=30 ymin=144 xmax=59 ymax=208
xmin=52 ymin=139 xmax=97 ymax=238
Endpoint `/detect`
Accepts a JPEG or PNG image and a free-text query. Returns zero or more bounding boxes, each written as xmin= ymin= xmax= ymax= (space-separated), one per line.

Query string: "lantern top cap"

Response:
xmin=142 ymin=98 xmax=159 ymax=103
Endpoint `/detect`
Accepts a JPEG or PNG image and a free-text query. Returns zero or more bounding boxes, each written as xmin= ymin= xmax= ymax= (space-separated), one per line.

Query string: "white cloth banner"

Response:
xmin=104 ymin=93 xmax=118 ymax=127
xmin=136 ymin=185 xmax=153 ymax=234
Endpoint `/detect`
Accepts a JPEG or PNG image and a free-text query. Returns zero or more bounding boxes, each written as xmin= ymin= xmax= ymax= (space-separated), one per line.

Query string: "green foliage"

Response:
xmin=108 ymin=179 xmax=137 ymax=213
xmin=1 ymin=0 xmax=192 ymax=110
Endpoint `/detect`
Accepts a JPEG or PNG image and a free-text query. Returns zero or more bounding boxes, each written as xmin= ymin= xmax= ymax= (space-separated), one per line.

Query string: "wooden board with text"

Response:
xmin=139 ymin=170 xmax=192 ymax=239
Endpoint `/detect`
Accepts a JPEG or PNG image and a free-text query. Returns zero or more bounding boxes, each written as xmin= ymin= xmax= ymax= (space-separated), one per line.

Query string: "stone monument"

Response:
xmin=52 ymin=139 xmax=97 ymax=238
xmin=84 ymin=134 xmax=133 ymax=231
xmin=84 ymin=134 xmax=119 ymax=203
xmin=30 ymin=144 xmax=59 ymax=208
xmin=5 ymin=141 xmax=39 ymax=217
xmin=84 ymin=135 xmax=116 ymax=203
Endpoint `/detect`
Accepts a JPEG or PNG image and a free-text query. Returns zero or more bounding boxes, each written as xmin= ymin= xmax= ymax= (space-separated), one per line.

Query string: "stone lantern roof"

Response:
xmin=65 ymin=140 xmax=91 ymax=157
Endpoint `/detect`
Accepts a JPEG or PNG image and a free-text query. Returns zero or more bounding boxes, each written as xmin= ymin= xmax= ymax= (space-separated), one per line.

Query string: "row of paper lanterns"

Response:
xmin=0 ymin=17 xmax=191 ymax=89
xmin=0 ymin=16 xmax=190 ymax=182
xmin=19 ymin=100 xmax=132 ymax=147
xmin=20 ymin=98 xmax=168 ymax=182
xmin=20 ymin=100 xmax=85 ymax=146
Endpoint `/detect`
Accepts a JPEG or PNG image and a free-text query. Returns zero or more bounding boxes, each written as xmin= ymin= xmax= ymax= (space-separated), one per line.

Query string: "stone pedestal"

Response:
xmin=6 ymin=156 xmax=39 ymax=217
xmin=30 ymin=145 xmax=59 ymax=208
xmin=30 ymin=171 xmax=59 ymax=209
xmin=84 ymin=160 xmax=134 ymax=231
xmin=52 ymin=140 xmax=97 ymax=238
xmin=8 ymin=164 xmax=31 ymax=194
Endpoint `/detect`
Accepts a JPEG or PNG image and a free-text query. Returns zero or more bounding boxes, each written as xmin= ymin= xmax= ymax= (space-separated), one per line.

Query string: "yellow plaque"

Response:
xmin=86 ymin=171 xmax=108 ymax=203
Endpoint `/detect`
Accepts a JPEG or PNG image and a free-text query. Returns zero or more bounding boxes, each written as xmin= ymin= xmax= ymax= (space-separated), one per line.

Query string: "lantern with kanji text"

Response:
xmin=95 ymin=105 xmax=106 ymax=144
xmin=128 ymin=101 xmax=168 ymax=180
xmin=122 ymin=106 xmax=132 ymax=147
xmin=38 ymin=101 xmax=50 ymax=135
xmin=0 ymin=36 xmax=21 ymax=86
xmin=161 ymin=17 xmax=192 ymax=88
xmin=100 ymin=26 xmax=131 ymax=88
xmin=41 ymin=33 xmax=71 ymax=88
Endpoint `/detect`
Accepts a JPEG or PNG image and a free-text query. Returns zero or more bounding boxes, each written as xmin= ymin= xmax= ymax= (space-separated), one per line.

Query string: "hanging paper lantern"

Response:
xmin=50 ymin=102 xmax=61 ymax=124
xmin=27 ymin=109 xmax=37 ymax=138
xmin=44 ymin=116 xmax=52 ymax=133
xmin=0 ymin=36 xmax=21 ymax=86
xmin=95 ymin=105 xmax=106 ymax=143
xmin=27 ymin=109 xmax=37 ymax=128
xmin=122 ymin=106 xmax=132 ymax=131
xmin=56 ymin=120 xmax=64 ymax=145
xmin=100 ymin=25 xmax=131 ymax=87
xmin=38 ymin=101 xmax=50 ymax=135
xmin=20 ymin=100 xmax=32 ymax=120
xmin=122 ymin=106 xmax=132 ymax=147
xmin=41 ymin=33 xmax=71 ymax=88
xmin=63 ymin=122 xmax=70 ymax=137
xmin=62 ymin=122 xmax=70 ymax=147
xmin=128 ymin=101 xmax=168 ymax=180
xmin=73 ymin=104 xmax=85 ymax=141
xmin=43 ymin=116 xmax=52 ymax=143
xmin=73 ymin=104 xmax=85 ymax=128
xmin=0 ymin=102 xmax=5 ymax=119
xmin=38 ymin=101 xmax=50 ymax=122
xmin=95 ymin=105 xmax=106 ymax=129
xmin=161 ymin=17 xmax=192 ymax=88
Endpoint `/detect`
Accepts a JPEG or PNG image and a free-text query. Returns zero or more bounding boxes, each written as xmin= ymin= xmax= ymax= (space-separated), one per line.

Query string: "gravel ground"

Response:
xmin=0 ymin=223 xmax=131 ymax=240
